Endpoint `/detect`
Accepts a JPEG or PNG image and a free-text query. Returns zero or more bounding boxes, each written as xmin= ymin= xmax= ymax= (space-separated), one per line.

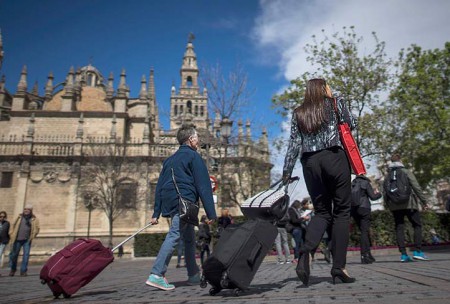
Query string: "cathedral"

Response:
xmin=0 ymin=32 xmax=272 ymax=259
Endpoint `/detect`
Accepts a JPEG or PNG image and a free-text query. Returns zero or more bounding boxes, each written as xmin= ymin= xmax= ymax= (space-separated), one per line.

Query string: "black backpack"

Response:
xmin=383 ymin=168 xmax=411 ymax=204
xmin=351 ymin=178 xmax=363 ymax=207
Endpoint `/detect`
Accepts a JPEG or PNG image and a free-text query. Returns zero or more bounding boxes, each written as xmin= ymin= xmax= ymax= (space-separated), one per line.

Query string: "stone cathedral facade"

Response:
xmin=0 ymin=34 xmax=271 ymax=259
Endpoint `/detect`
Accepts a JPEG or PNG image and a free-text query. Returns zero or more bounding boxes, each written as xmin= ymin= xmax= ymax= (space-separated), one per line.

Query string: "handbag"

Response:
xmin=171 ymin=168 xmax=200 ymax=226
xmin=332 ymin=98 xmax=367 ymax=175
xmin=241 ymin=177 xmax=300 ymax=221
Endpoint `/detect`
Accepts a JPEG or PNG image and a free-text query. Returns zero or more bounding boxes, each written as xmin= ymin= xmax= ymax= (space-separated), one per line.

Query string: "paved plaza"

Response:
xmin=0 ymin=247 xmax=449 ymax=304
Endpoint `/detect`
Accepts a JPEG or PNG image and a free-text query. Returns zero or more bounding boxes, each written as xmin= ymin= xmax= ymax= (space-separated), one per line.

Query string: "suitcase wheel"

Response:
xmin=63 ymin=292 xmax=71 ymax=299
xmin=200 ymin=275 xmax=207 ymax=288
xmin=220 ymin=272 xmax=230 ymax=288
xmin=209 ymin=287 xmax=220 ymax=296
xmin=41 ymin=279 xmax=47 ymax=285
xmin=233 ymin=288 xmax=242 ymax=297
xmin=53 ymin=292 xmax=61 ymax=299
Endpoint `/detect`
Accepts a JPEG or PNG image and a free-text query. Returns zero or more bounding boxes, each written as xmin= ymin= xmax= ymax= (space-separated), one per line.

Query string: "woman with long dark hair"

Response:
xmin=282 ymin=78 xmax=356 ymax=285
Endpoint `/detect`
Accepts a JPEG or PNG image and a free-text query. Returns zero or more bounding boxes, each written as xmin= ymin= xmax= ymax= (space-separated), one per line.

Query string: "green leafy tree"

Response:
xmin=367 ymin=43 xmax=450 ymax=186
xmin=272 ymin=26 xmax=391 ymax=160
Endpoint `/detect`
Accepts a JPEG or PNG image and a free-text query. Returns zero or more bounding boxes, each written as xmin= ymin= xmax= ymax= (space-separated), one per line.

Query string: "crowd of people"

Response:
xmin=0 ymin=79 xmax=440 ymax=291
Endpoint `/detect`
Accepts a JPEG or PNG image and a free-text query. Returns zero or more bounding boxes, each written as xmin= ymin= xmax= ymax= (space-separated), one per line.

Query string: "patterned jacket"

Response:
xmin=283 ymin=96 xmax=357 ymax=177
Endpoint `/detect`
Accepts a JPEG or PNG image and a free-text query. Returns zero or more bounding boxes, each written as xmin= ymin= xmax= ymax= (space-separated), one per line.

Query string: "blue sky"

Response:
xmin=0 ymin=0 xmax=283 ymax=132
xmin=1 ymin=0 xmax=449 ymax=200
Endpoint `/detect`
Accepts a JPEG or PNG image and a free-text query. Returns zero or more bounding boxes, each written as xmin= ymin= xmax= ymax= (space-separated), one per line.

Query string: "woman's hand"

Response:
xmin=325 ymin=84 xmax=333 ymax=98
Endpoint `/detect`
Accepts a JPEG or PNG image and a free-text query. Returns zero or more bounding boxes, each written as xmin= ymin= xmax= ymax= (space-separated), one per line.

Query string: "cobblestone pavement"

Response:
xmin=1 ymin=248 xmax=449 ymax=304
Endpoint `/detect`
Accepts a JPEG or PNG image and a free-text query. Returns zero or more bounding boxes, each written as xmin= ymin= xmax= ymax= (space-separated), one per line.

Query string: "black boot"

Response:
xmin=361 ymin=253 xmax=373 ymax=264
xmin=296 ymin=252 xmax=310 ymax=286
xmin=368 ymin=252 xmax=376 ymax=263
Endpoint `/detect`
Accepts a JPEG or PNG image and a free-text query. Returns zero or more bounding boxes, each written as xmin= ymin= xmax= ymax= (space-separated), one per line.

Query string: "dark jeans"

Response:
xmin=351 ymin=207 xmax=372 ymax=255
xmin=392 ymin=209 xmax=423 ymax=254
xmin=292 ymin=227 xmax=304 ymax=259
xmin=300 ymin=148 xmax=352 ymax=270
xmin=9 ymin=239 xmax=31 ymax=273
xmin=200 ymin=244 xmax=210 ymax=265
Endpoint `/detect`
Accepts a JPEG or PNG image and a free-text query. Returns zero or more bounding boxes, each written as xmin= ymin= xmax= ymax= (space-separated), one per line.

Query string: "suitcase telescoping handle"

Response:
xmin=111 ymin=222 xmax=154 ymax=252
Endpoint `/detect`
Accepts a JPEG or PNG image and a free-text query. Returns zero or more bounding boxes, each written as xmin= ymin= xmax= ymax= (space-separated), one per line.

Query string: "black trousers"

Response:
xmin=300 ymin=147 xmax=352 ymax=270
xmin=392 ymin=209 xmax=423 ymax=254
xmin=351 ymin=207 xmax=371 ymax=255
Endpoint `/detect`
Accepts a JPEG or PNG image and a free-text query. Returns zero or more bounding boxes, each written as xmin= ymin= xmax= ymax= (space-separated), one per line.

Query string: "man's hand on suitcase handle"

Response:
xmin=150 ymin=218 xmax=159 ymax=225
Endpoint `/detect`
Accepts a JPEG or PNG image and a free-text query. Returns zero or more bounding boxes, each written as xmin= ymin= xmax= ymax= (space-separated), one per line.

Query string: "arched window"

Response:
xmin=174 ymin=105 xmax=178 ymax=116
xmin=87 ymin=74 xmax=93 ymax=86
xmin=186 ymin=76 xmax=193 ymax=87
xmin=187 ymin=101 xmax=192 ymax=114
xmin=200 ymin=106 xmax=204 ymax=116
xmin=194 ymin=105 xmax=198 ymax=116
xmin=180 ymin=105 xmax=183 ymax=114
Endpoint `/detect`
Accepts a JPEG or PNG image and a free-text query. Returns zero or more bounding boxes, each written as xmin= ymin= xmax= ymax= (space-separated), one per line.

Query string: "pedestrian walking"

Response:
xmin=282 ymin=78 xmax=356 ymax=285
xmin=383 ymin=153 xmax=430 ymax=262
xmin=8 ymin=204 xmax=40 ymax=276
xmin=198 ymin=215 xmax=211 ymax=266
xmin=288 ymin=200 xmax=310 ymax=263
xmin=0 ymin=211 xmax=10 ymax=274
xmin=350 ymin=174 xmax=382 ymax=264
xmin=216 ymin=209 xmax=232 ymax=238
xmin=274 ymin=211 xmax=292 ymax=264
xmin=145 ymin=124 xmax=217 ymax=291
xmin=117 ymin=245 xmax=124 ymax=258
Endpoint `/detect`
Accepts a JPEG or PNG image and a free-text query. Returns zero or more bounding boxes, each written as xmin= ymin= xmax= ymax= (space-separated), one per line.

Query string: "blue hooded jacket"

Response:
xmin=152 ymin=144 xmax=217 ymax=220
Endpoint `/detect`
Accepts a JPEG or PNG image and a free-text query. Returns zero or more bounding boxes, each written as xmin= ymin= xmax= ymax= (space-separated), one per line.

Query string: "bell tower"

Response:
xmin=170 ymin=33 xmax=208 ymax=130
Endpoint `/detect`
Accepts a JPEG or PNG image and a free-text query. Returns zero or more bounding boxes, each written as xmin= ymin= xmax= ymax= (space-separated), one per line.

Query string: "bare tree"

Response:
xmin=78 ymin=138 xmax=145 ymax=247
xmin=227 ymin=158 xmax=271 ymax=206
xmin=200 ymin=62 xmax=254 ymax=121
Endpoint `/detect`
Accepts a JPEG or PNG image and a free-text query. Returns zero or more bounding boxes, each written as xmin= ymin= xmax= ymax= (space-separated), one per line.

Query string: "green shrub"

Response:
xmin=133 ymin=212 xmax=450 ymax=257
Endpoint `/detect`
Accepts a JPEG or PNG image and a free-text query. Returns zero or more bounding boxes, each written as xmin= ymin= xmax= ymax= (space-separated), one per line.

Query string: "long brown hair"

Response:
xmin=295 ymin=78 xmax=328 ymax=134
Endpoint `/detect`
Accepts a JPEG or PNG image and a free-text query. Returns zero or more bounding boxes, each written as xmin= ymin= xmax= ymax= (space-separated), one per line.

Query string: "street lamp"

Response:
xmin=220 ymin=116 xmax=233 ymax=208
xmin=83 ymin=194 xmax=96 ymax=239
xmin=220 ymin=116 xmax=233 ymax=143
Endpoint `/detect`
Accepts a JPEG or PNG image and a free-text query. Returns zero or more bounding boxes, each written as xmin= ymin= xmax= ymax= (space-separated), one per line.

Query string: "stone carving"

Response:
xmin=44 ymin=171 xmax=58 ymax=183
xmin=30 ymin=171 xmax=44 ymax=183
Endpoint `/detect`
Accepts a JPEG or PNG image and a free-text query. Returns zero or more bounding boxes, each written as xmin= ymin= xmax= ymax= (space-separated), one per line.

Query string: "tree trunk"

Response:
xmin=108 ymin=215 xmax=114 ymax=248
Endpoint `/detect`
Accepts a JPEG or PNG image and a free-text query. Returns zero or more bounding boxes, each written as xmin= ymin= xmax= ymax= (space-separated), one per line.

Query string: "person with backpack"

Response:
xmin=351 ymin=175 xmax=382 ymax=264
xmin=383 ymin=153 xmax=429 ymax=262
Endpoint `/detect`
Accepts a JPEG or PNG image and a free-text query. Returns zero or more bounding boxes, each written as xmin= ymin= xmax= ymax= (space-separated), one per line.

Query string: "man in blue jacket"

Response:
xmin=146 ymin=124 xmax=217 ymax=291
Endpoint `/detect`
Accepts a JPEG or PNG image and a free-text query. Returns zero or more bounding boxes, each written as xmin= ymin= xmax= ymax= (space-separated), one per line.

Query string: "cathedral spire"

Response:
xmin=106 ymin=72 xmax=114 ymax=100
xmin=139 ymin=75 xmax=147 ymax=100
xmin=16 ymin=65 xmax=27 ymax=95
xmin=63 ymin=66 xmax=75 ymax=97
xmin=45 ymin=72 xmax=54 ymax=100
xmin=117 ymin=68 xmax=127 ymax=98
xmin=31 ymin=81 xmax=38 ymax=95
xmin=148 ymin=68 xmax=155 ymax=100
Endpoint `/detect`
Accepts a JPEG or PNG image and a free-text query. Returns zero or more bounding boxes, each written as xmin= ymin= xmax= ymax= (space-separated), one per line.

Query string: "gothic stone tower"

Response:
xmin=169 ymin=35 xmax=208 ymax=130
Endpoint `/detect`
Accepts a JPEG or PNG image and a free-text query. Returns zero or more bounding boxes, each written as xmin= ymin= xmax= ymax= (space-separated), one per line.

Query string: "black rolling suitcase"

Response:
xmin=200 ymin=219 xmax=277 ymax=296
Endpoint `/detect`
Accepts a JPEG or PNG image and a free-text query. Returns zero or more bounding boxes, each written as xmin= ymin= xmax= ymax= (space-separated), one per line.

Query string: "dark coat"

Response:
xmin=288 ymin=207 xmax=306 ymax=229
xmin=0 ymin=220 xmax=10 ymax=244
xmin=352 ymin=175 xmax=382 ymax=209
xmin=152 ymin=144 xmax=217 ymax=220
xmin=384 ymin=162 xmax=428 ymax=211
xmin=198 ymin=222 xmax=211 ymax=243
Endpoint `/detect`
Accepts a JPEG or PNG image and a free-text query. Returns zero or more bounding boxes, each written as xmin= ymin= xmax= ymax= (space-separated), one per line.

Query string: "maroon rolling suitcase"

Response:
xmin=40 ymin=223 xmax=153 ymax=298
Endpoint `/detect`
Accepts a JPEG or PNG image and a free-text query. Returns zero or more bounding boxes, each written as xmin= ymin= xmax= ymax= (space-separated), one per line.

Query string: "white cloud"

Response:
xmin=253 ymin=0 xmax=449 ymax=196
xmin=254 ymin=0 xmax=450 ymax=79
